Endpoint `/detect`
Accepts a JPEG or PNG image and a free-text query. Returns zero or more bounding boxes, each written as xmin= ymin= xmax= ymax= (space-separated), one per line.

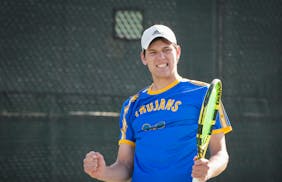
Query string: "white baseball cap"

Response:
xmin=141 ymin=24 xmax=177 ymax=50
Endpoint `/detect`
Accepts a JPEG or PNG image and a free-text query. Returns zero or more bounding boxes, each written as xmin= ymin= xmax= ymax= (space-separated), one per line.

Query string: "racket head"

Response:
xmin=196 ymin=79 xmax=222 ymax=158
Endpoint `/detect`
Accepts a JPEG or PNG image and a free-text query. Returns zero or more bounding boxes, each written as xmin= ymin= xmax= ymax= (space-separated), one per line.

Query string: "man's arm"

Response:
xmin=192 ymin=133 xmax=229 ymax=181
xmin=207 ymin=133 xmax=229 ymax=179
xmin=84 ymin=144 xmax=134 ymax=182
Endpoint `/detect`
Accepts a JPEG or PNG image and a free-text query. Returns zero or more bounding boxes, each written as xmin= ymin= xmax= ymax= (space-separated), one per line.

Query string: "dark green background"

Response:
xmin=0 ymin=0 xmax=281 ymax=181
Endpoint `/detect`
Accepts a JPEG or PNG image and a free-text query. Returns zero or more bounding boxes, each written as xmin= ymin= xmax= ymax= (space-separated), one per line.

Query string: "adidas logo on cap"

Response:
xmin=152 ymin=30 xmax=161 ymax=36
xmin=141 ymin=24 xmax=177 ymax=50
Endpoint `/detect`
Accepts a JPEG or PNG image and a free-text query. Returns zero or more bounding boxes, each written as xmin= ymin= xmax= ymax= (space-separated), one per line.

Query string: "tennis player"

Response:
xmin=83 ymin=24 xmax=232 ymax=182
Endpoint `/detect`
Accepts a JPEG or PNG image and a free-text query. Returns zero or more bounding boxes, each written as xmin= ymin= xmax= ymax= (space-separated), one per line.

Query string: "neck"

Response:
xmin=151 ymin=75 xmax=182 ymax=91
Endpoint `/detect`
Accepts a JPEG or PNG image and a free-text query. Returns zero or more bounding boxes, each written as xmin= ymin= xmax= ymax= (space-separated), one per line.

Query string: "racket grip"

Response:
xmin=192 ymin=178 xmax=200 ymax=182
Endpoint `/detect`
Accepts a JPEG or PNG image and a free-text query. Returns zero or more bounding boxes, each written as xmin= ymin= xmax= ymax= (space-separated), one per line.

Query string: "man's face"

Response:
xmin=141 ymin=39 xmax=181 ymax=80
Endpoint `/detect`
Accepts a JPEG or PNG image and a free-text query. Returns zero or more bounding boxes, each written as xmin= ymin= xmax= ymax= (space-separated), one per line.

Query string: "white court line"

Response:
xmin=0 ymin=111 xmax=120 ymax=117
xmin=69 ymin=111 xmax=120 ymax=117
xmin=0 ymin=111 xmax=47 ymax=117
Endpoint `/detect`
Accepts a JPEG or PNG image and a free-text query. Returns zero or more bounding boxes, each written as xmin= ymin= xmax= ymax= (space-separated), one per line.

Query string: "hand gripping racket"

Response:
xmin=192 ymin=79 xmax=222 ymax=182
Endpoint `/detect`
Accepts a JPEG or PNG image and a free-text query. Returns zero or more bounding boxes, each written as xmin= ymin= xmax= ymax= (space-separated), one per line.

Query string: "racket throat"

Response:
xmin=196 ymin=136 xmax=211 ymax=159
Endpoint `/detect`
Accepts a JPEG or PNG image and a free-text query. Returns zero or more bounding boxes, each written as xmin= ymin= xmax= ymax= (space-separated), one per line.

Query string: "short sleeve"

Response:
xmin=212 ymin=101 xmax=232 ymax=134
xmin=118 ymin=96 xmax=137 ymax=147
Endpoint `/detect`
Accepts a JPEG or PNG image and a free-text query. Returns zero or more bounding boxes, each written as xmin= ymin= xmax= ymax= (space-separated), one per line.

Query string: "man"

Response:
xmin=83 ymin=24 xmax=232 ymax=182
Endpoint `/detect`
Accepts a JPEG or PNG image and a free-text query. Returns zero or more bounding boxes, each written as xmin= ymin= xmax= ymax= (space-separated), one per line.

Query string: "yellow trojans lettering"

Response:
xmin=135 ymin=98 xmax=182 ymax=117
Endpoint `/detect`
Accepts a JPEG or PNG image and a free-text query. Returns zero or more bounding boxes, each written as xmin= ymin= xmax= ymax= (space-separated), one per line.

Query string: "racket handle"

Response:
xmin=192 ymin=178 xmax=200 ymax=182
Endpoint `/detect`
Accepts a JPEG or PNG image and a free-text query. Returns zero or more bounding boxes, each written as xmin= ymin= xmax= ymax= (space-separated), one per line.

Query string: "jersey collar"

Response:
xmin=147 ymin=79 xmax=181 ymax=95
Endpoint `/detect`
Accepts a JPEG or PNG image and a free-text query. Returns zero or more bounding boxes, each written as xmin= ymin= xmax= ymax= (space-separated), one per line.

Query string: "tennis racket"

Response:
xmin=192 ymin=79 xmax=222 ymax=182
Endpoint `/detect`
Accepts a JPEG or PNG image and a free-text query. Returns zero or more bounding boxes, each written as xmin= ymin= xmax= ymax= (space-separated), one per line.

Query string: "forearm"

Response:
xmin=100 ymin=161 xmax=132 ymax=182
xmin=207 ymin=150 xmax=229 ymax=180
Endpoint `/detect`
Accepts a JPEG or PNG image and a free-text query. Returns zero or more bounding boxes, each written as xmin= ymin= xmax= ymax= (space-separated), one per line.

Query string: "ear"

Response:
xmin=140 ymin=51 xmax=147 ymax=65
xmin=176 ymin=45 xmax=181 ymax=61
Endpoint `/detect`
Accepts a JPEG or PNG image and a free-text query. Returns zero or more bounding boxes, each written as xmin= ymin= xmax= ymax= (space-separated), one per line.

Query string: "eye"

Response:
xmin=163 ymin=47 xmax=172 ymax=53
xmin=148 ymin=51 xmax=157 ymax=56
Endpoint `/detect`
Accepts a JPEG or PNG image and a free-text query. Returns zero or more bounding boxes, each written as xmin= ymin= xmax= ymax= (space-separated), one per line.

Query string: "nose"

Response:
xmin=157 ymin=51 xmax=166 ymax=59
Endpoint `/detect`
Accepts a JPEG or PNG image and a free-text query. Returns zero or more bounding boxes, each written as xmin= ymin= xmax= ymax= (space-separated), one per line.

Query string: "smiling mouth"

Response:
xmin=156 ymin=63 xmax=168 ymax=68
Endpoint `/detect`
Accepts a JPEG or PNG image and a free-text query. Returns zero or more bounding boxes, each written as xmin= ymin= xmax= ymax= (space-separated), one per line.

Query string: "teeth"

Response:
xmin=157 ymin=63 xmax=167 ymax=68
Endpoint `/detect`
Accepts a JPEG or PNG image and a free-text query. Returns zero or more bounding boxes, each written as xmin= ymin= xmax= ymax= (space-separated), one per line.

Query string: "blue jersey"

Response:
xmin=119 ymin=79 xmax=232 ymax=182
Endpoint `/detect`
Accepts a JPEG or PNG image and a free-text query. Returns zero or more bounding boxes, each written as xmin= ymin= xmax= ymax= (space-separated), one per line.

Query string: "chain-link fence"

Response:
xmin=0 ymin=0 xmax=281 ymax=181
xmin=219 ymin=0 xmax=282 ymax=181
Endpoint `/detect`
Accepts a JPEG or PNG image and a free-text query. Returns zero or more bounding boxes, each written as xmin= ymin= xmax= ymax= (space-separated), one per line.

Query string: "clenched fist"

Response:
xmin=83 ymin=151 xmax=106 ymax=180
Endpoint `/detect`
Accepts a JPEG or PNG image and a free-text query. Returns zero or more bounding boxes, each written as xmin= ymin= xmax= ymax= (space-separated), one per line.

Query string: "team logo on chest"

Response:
xmin=142 ymin=121 xmax=166 ymax=131
xmin=135 ymin=98 xmax=182 ymax=117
